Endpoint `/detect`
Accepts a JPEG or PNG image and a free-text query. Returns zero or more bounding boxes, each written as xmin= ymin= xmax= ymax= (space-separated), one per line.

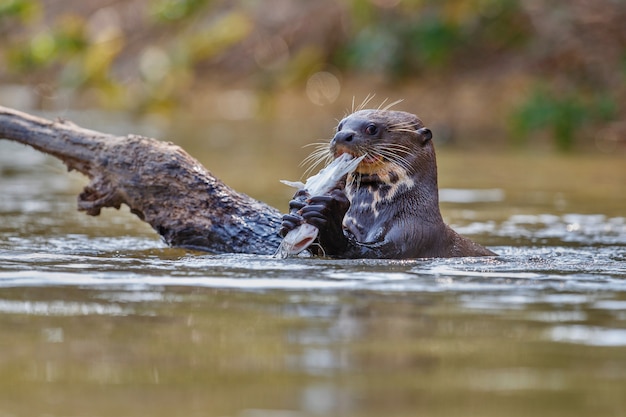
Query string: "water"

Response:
xmin=1 ymin=130 xmax=625 ymax=417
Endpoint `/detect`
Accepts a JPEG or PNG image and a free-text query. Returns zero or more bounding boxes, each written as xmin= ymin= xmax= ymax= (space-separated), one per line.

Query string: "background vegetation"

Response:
xmin=1 ymin=0 xmax=624 ymax=151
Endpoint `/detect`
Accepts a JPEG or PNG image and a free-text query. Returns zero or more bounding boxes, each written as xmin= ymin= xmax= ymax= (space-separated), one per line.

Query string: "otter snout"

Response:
xmin=332 ymin=130 xmax=356 ymax=144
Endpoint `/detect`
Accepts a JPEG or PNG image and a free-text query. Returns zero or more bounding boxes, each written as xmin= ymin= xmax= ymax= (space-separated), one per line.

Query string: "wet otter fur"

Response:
xmin=280 ymin=108 xmax=496 ymax=259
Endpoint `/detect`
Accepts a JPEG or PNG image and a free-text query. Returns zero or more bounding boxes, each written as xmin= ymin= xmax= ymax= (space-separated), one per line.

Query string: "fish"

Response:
xmin=276 ymin=153 xmax=365 ymax=258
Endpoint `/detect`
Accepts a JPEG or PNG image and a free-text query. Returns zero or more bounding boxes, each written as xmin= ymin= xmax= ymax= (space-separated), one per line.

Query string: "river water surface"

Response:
xmin=1 ymin=117 xmax=625 ymax=417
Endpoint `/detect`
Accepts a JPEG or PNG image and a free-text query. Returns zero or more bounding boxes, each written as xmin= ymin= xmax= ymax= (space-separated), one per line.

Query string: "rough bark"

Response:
xmin=0 ymin=105 xmax=283 ymax=255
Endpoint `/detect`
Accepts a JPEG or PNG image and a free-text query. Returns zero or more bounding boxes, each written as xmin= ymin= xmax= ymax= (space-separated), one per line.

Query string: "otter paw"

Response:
xmin=300 ymin=189 xmax=349 ymax=230
xmin=279 ymin=213 xmax=304 ymax=237
xmin=288 ymin=198 xmax=306 ymax=214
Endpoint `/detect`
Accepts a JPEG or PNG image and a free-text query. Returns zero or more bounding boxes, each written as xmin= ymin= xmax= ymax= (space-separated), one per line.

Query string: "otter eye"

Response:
xmin=365 ymin=124 xmax=378 ymax=135
xmin=336 ymin=122 xmax=344 ymax=132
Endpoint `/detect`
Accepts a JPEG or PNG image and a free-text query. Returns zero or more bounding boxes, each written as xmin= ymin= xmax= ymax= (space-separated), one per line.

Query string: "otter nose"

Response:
xmin=332 ymin=130 xmax=355 ymax=144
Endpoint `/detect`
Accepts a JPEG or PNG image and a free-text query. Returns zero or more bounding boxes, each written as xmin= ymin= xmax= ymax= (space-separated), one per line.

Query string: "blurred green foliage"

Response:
xmin=510 ymin=87 xmax=617 ymax=151
xmin=0 ymin=0 xmax=622 ymax=150
xmin=6 ymin=15 xmax=87 ymax=72
xmin=151 ymin=0 xmax=209 ymax=22
xmin=0 ymin=0 xmax=39 ymax=20
xmin=339 ymin=0 xmax=528 ymax=77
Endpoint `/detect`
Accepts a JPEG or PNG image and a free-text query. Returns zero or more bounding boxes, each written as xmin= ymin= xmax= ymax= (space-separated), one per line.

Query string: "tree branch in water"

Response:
xmin=0 ymin=106 xmax=283 ymax=254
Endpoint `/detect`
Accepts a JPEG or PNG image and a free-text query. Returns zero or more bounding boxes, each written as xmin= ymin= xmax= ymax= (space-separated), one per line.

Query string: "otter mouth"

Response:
xmin=335 ymin=152 xmax=381 ymax=164
xmin=333 ymin=146 xmax=385 ymax=174
xmin=333 ymin=146 xmax=381 ymax=165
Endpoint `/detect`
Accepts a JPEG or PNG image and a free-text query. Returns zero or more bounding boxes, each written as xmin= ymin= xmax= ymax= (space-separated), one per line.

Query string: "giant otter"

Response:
xmin=280 ymin=109 xmax=496 ymax=259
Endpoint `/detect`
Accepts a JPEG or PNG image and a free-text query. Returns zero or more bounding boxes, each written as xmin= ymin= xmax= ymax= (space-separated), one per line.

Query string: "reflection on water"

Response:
xmin=1 ymin=128 xmax=626 ymax=416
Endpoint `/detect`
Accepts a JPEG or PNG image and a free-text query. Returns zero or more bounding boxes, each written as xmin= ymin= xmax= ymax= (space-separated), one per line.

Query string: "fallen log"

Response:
xmin=0 ymin=105 xmax=283 ymax=255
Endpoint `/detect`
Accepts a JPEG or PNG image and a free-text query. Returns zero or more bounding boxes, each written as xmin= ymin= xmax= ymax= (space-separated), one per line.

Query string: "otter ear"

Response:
xmin=416 ymin=127 xmax=432 ymax=143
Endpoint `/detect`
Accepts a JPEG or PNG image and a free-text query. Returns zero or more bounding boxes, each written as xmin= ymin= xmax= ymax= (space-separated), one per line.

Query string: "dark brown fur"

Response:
xmin=280 ymin=109 xmax=496 ymax=259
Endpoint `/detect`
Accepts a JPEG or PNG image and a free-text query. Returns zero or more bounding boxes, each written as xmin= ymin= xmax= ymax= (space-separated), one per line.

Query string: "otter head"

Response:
xmin=330 ymin=110 xmax=434 ymax=182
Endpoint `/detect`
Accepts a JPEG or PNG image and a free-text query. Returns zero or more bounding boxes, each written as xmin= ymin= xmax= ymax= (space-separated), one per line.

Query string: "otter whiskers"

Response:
xmin=350 ymin=94 xmax=377 ymax=114
xmin=300 ymin=142 xmax=333 ymax=178
xmin=370 ymin=143 xmax=414 ymax=173
xmin=388 ymin=121 xmax=419 ymax=134
xmin=346 ymin=165 xmax=363 ymax=195
xmin=347 ymin=95 xmax=404 ymax=117
xmin=377 ymin=98 xmax=404 ymax=112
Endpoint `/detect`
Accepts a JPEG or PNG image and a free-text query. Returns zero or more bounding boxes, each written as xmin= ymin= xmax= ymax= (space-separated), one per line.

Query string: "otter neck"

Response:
xmin=411 ymin=158 xmax=443 ymax=221
xmin=347 ymin=167 xmax=441 ymax=216
xmin=350 ymin=156 xmax=440 ymax=198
